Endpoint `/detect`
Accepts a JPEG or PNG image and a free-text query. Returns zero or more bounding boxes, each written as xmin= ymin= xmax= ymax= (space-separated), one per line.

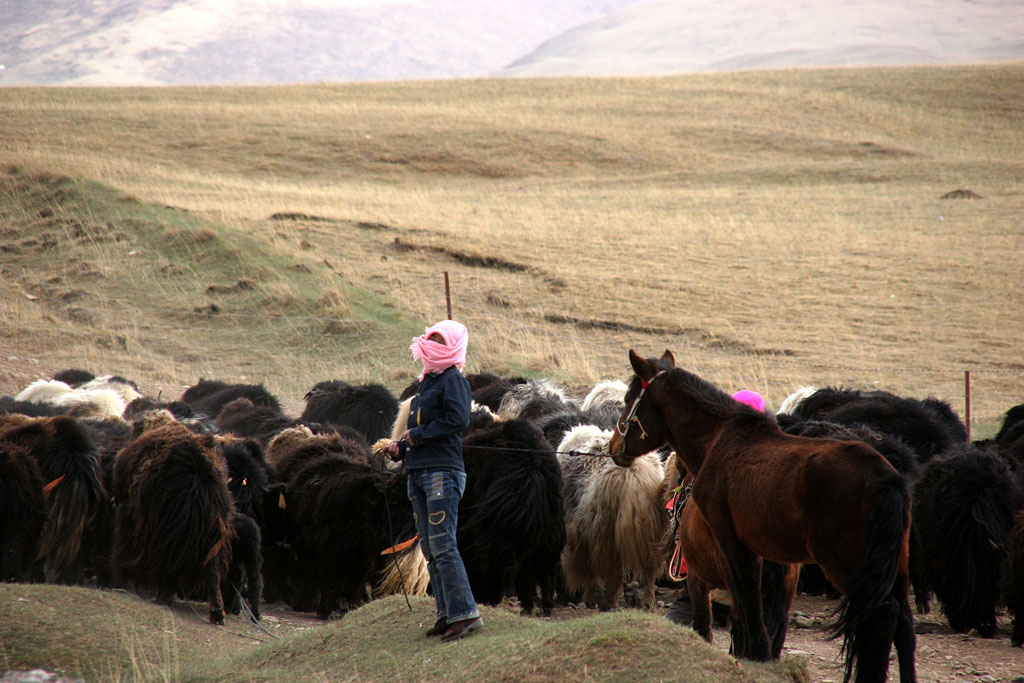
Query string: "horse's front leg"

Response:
xmin=710 ymin=526 xmax=770 ymax=661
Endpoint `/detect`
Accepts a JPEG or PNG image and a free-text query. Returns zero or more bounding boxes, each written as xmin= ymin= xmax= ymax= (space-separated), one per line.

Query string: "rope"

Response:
xmin=177 ymin=584 xmax=275 ymax=643
xmin=460 ymin=443 xmax=615 ymax=458
xmin=232 ymin=583 xmax=281 ymax=640
xmin=378 ymin=454 xmax=414 ymax=612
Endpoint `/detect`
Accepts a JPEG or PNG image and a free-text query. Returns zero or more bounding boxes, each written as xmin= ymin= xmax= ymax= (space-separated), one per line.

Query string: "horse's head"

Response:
xmin=609 ymin=349 xmax=675 ymax=467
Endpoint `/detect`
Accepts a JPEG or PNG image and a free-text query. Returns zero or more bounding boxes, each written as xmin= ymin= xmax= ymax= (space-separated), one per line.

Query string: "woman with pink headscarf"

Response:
xmin=386 ymin=320 xmax=482 ymax=642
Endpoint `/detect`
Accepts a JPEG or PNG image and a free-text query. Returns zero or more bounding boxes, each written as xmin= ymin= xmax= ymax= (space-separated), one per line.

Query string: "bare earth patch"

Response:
xmin=508 ymin=587 xmax=1024 ymax=683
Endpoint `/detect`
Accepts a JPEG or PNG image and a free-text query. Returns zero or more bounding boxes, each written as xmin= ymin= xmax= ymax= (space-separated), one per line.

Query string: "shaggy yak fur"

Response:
xmin=223 ymin=512 xmax=263 ymax=620
xmin=458 ymin=418 xmax=565 ymax=616
xmin=993 ymin=403 xmax=1024 ymax=468
xmin=787 ymin=386 xmax=966 ymax=463
xmin=50 ymin=368 xmax=96 ymax=387
xmin=1004 ymin=509 xmax=1024 ymax=647
xmin=78 ymin=418 xmax=133 ymax=501
xmin=300 ymin=381 xmax=398 ymax=443
xmin=262 ymin=426 xmax=415 ymax=616
xmin=0 ymin=396 xmax=66 ymax=418
xmin=556 ymin=425 xmax=666 ymax=611
xmin=215 ymin=397 xmax=295 ymax=445
xmin=180 ymin=379 xmax=282 ymax=419
xmin=0 ymin=426 xmax=47 ymax=582
xmin=112 ymin=414 xmax=235 ymax=623
xmin=216 ymin=436 xmax=273 ymax=619
xmin=124 ymin=396 xmax=201 ymax=424
xmin=912 ymin=443 xmax=1022 ymax=637
xmin=280 ymin=450 xmax=413 ymax=618
xmin=16 ymin=380 xmax=129 ymax=420
xmin=533 ymin=381 xmax=626 ymax=450
xmin=0 ymin=415 xmax=111 ymax=585
xmin=466 ymin=375 xmax=529 ymax=411
xmin=496 ymin=380 xmax=576 ymax=422
xmin=400 ymin=372 xmax=525 ymax=407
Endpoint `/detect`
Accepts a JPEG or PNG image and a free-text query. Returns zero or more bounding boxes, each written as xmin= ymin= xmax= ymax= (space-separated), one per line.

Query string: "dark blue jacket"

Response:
xmin=403 ymin=365 xmax=472 ymax=472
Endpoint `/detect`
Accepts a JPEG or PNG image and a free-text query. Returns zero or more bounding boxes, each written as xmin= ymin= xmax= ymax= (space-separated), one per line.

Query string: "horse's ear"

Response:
xmin=628 ymin=349 xmax=651 ymax=378
xmin=661 ymin=350 xmax=676 ymax=367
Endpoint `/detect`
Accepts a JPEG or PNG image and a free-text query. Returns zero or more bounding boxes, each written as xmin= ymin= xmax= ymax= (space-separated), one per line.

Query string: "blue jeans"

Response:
xmin=407 ymin=467 xmax=480 ymax=623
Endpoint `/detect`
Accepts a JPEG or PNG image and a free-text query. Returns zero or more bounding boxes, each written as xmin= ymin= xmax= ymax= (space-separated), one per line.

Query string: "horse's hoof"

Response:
xmin=209 ymin=610 xmax=225 ymax=625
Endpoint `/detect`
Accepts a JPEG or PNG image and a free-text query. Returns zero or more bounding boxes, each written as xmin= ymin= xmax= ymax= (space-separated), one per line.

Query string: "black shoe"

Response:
xmin=439 ymin=616 xmax=483 ymax=642
xmin=425 ymin=617 xmax=448 ymax=637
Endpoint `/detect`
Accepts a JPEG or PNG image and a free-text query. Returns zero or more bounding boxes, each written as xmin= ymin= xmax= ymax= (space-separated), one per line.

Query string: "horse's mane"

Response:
xmin=625 ymin=359 xmax=737 ymax=420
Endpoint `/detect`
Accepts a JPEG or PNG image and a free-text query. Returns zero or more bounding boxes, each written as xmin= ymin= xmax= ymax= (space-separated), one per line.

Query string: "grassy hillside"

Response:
xmin=1 ymin=63 xmax=1022 ymax=423
xmin=0 ymin=585 xmax=806 ymax=682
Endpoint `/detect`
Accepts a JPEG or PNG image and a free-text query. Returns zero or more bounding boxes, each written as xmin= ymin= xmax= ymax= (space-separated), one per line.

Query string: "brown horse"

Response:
xmin=609 ymin=350 xmax=915 ymax=683
xmin=668 ymin=456 xmax=800 ymax=659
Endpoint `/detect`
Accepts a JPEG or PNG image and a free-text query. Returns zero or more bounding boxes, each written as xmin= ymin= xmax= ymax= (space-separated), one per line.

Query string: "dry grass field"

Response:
xmin=1 ymin=61 xmax=1023 ymax=682
xmin=1 ymin=63 xmax=1022 ymax=426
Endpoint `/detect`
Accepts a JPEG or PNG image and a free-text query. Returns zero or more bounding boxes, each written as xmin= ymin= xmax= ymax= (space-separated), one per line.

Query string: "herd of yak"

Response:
xmin=1 ymin=366 xmax=1023 ymax=655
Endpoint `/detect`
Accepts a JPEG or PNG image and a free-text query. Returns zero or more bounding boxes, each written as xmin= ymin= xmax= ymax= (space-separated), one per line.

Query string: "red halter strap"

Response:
xmin=615 ymin=370 xmax=666 ymax=441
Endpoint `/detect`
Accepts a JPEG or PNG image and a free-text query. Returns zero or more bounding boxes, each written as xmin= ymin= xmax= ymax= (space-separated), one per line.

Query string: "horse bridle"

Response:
xmin=614 ymin=370 xmax=666 ymax=443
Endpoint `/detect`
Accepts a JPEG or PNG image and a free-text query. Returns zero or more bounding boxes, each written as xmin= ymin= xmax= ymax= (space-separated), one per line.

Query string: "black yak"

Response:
xmin=180 ymin=379 xmax=282 ymax=419
xmin=215 ymin=397 xmax=293 ymax=444
xmin=262 ymin=425 xmax=417 ymax=615
xmin=216 ymin=435 xmax=273 ymax=619
xmin=0 ymin=427 xmax=47 ymax=582
xmin=280 ymin=450 xmax=414 ymax=619
xmin=1004 ymin=509 xmax=1024 ymax=647
xmin=0 ymin=414 xmax=111 ymax=585
xmin=50 ymin=368 xmax=96 ymax=387
xmin=787 ymin=386 xmax=965 ymax=463
xmin=112 ymin=413 xmax=235 ymax=623
xmin=913 ymin=443 xmax=1022 ymax=637
xmin=458 ymin=417 xmax=565 ymax=616
xmin=299 ymin=381 xmax=397 ymax=443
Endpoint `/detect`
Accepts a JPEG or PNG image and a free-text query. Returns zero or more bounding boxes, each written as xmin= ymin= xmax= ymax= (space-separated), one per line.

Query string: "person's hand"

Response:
xmin=386 ymin=440 xmax=402 ymax=458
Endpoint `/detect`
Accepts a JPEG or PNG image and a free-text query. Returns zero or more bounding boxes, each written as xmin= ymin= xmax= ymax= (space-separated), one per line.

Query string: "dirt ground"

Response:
xmin=766 ymin=594 xmax=1024 ymax=683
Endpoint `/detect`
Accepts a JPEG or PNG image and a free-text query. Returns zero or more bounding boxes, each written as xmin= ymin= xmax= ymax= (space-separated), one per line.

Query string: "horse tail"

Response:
xmin=831 ymin=473 xmax=911 ymax=683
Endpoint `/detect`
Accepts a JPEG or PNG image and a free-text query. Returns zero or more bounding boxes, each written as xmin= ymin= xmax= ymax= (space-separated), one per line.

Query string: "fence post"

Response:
xmin=964 ymin=370 xmax=972 ymax=441
xmin=444 ymin=271 xmax=452 ymax=320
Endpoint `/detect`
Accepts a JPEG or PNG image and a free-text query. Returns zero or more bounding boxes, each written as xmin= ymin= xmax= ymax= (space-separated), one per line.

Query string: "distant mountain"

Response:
xmin=0 ymin=0 xmax=651 ymax=86
xmin=500 ymin=0 xmax=1024 ymax=77
xmin=3 ymin=0 xmax=1021 ymax=87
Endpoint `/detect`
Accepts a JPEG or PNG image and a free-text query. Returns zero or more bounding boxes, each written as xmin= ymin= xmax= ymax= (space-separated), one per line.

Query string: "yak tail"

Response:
xmin=31 ymin=417 xmax=109 ymax=583
xmin=37 ymin=459 xmax=108 ymax=580
xmin=830 ymin=475 xmax=910 ymax=683
xmin=135 ymin=440 xmax=234 ymax=589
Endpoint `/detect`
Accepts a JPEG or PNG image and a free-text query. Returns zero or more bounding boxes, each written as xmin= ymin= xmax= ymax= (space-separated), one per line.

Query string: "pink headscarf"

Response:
xmin=410 ymin=319 xmax=469 ymax=380
xmin=732 ymin=390 xmax=766 ymax=412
